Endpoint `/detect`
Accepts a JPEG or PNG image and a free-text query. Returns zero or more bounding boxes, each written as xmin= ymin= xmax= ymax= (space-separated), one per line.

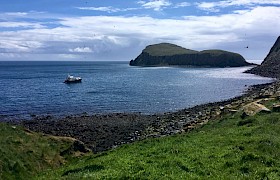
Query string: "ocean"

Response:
xmin=0 ymin=61 xmax=272 ymax=120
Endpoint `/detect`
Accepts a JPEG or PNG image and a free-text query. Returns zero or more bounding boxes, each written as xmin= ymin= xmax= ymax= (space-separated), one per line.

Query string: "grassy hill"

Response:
xmin=199 ymin=49 xmax=242 ymax=56
xmin=0 ymin=123 xmax=89 ymax=180
xmin=130 ymin=43 xmax=249 ymax=67
xmin=143 ymin=43 xmax=198 ymax=56
xmin=1 ymin=99 xmax=280 ymax=179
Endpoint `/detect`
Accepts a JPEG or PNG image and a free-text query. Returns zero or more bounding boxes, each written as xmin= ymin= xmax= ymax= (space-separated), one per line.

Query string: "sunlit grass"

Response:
xmin=39 ymin=106 xmax=280 ymax=179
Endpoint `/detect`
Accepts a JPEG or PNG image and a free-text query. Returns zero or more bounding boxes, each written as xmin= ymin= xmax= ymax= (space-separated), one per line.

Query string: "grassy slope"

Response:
xmin=199 ymin=50 xmax=240 ymax=56
xmin=38 ymin=101 xmax=280 ymax=179
xmin=144 ymin=43 xmax=198 ymax=56
xmin=0 ymin=123 xmax=82 ymax=180
xmin=143 ymin=43 xmax=241 ymax=57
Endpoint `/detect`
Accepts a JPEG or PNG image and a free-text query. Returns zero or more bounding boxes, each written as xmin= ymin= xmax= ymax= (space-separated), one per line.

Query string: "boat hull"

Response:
xmin=64 ymin=79 xmax=82 ymax=83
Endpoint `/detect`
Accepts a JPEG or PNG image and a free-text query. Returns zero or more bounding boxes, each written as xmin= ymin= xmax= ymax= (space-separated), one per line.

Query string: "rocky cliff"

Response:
xmin=130 ymin=43 xmax=250 ymax=67
xmin=246 ymin=36 xmax=280 ymax=78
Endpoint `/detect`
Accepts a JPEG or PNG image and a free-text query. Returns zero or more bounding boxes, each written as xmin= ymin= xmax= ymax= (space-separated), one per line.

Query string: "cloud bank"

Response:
xmin=0 ymin=1 xmax=279 ymax=61
xmin=197 ymin=0 xmax=280 ymax=12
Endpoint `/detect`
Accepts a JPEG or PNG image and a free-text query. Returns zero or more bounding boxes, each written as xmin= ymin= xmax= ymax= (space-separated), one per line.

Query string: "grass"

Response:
xmin=199 ymin=49 xmax=241 ymax=56
xmin=143 ymin=43 xmax=240 ymax=58
xmin=0 ymin=123 xmax=83 ymax=180
xmin=1 ymin=99 xmax=280 ymax=179
xmin=38 ymin=101 xmax=280 ymax=179
xmin=144 ymin=43 xmax=198 ymax=56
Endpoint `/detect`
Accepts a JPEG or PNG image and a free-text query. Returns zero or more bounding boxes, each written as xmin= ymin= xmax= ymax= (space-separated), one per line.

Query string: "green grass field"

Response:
xmin=0 ymin=123 xmax=83 ymax=180
xmin=1 ymin=99 xmax=280 ymax=179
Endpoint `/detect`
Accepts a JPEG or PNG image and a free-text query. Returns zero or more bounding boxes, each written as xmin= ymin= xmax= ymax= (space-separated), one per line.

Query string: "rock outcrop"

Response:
xmin=130 ymin=43 xmax=251 ymax=67
xmin=241 ymin=102 xmax=271 ymax=118
xmin=246 ymin=36 xmax=280 ymax=78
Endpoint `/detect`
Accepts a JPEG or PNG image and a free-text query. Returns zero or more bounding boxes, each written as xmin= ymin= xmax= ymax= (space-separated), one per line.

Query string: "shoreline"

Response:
xmin=10 ymin=80 xmax=279 ymax=153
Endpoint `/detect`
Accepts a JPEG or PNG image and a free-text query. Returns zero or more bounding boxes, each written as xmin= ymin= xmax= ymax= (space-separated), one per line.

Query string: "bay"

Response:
xmin=0 ymin=61 xmax=272 ymax=120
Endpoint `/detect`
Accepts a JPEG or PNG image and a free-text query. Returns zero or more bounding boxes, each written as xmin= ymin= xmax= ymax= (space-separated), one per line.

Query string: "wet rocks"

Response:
xmin=20 ymin=113 xmax=156 ymax=153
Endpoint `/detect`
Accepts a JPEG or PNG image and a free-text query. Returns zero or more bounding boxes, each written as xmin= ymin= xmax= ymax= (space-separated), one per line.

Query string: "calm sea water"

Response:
xmin=0 ymin=61 xmax=272 ymax=120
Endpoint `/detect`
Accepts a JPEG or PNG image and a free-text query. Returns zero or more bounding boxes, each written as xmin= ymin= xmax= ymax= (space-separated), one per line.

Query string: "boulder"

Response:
xmin=242 ymin=102 xmax=271 ymax=117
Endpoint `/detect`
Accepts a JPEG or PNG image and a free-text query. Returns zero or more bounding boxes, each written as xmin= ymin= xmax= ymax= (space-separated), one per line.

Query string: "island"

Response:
xmin=129 ymin=43 xmax=251 ymax=67
xmin=245 ymin=36 xmax=280 ymax=78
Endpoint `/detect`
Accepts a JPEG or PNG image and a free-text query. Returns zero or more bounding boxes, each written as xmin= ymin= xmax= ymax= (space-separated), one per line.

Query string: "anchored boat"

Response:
xmin=64 ymin=75 xmax=82 ymax=83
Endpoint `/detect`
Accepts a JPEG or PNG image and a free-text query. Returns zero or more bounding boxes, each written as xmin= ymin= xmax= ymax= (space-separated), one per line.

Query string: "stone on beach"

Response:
xmin=242 ymin=102 xmax=271 ymax=117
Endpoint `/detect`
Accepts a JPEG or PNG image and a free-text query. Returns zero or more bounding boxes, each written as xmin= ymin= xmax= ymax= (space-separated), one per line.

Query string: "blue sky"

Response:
xmin=0 ymin=0 xmax=279 ymax=61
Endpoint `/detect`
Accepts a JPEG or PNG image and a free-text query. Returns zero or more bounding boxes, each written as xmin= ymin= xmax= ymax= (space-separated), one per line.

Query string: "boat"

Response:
xmin=64 ymin=75 xmax=82 ymax=83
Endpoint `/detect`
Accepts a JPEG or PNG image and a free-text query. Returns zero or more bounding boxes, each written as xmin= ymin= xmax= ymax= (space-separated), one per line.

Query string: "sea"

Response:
xmin=0 ymin=61 xmax=273 ymax=120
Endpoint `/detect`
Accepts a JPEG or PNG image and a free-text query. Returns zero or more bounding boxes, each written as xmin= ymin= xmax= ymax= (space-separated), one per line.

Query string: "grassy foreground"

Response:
xmin=0 ymin=123 xmax=85 ymax=180
xmin=1 ymin=100 xmax=280 ymax=179
xmin=38 ymin=104 xmax=280 ymax=179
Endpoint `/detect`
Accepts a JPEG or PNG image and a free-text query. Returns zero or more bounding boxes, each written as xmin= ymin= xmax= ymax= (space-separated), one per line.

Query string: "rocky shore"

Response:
xmin=15 ymin=80 xmax=280 ymax=153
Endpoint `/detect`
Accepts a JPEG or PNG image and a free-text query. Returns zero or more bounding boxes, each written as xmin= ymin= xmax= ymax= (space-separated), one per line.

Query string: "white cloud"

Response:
xmin=0 ymin=6 xmax=279 ymax=60
xmin=77 ymin=6 xmax=140 ymax=13
xmin=197 ymin=0 xmax=280 ymax=12
xmin=197 ymin=2 xmax=221 ymax=12
xmin=69 ymin=47 xmax=93 ymax=53
xmin=0 ymin=38 xmax=43 ymax=53
xmin=174 ymin=2 xmax=191 ymax=8
xmin=59 ymin=54 xmax=78 ymax=59
xmin=77 ymin=6 xmax=121 ymax=13
xmin=0 ymin=21 xmax=44 ymax=29
xmin=137 ymin=0 xmax=172 ymax=11
xmin=2 ymin=12 xmax=28 ymax=18
xmin=77 ymin=1 xmax=190 ymax=13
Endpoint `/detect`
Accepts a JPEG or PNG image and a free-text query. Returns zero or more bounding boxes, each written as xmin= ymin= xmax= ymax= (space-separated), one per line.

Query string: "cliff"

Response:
xmin=129 ymin=43 xmax=250 ymax=67
xmin=246 ymin=36 xmax=280 ymax=78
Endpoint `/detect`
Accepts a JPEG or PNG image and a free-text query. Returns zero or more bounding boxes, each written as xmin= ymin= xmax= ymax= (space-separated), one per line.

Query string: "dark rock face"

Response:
xmin=130 ymin=43 xmax=250 ymax=67
xmin=246 ymin=36 xmax=280 ymax=78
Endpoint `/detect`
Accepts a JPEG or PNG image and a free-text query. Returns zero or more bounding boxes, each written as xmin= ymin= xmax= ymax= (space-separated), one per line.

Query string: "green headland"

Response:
xmin=129 ymin=43 xmax=251 ymax=67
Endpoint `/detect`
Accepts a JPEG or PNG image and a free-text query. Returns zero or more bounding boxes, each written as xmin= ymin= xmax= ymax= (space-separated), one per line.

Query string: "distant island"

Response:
xmin=129 ymin=43 xmax=251 ymax=67
xmin=245 ymin=36 xmax=280 ymax=78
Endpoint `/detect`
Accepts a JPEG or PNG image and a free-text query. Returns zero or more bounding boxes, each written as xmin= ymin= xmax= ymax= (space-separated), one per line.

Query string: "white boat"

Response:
xmin=64 ymin=75 xmax=82 ymax=83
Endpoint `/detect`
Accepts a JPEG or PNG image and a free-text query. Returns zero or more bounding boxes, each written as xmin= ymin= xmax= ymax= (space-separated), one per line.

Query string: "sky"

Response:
xmin=0 ymin=0 xmax=279 ymax=61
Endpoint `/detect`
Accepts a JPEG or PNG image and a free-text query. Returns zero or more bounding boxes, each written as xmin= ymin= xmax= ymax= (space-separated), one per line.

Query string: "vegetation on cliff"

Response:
xmin=246 ymin=36 xmax=280 ymax=78
xmin=141 ymin=43 xmax=198 ymax=56
xmin=130 ymin=43 xmax=251 ymax=67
